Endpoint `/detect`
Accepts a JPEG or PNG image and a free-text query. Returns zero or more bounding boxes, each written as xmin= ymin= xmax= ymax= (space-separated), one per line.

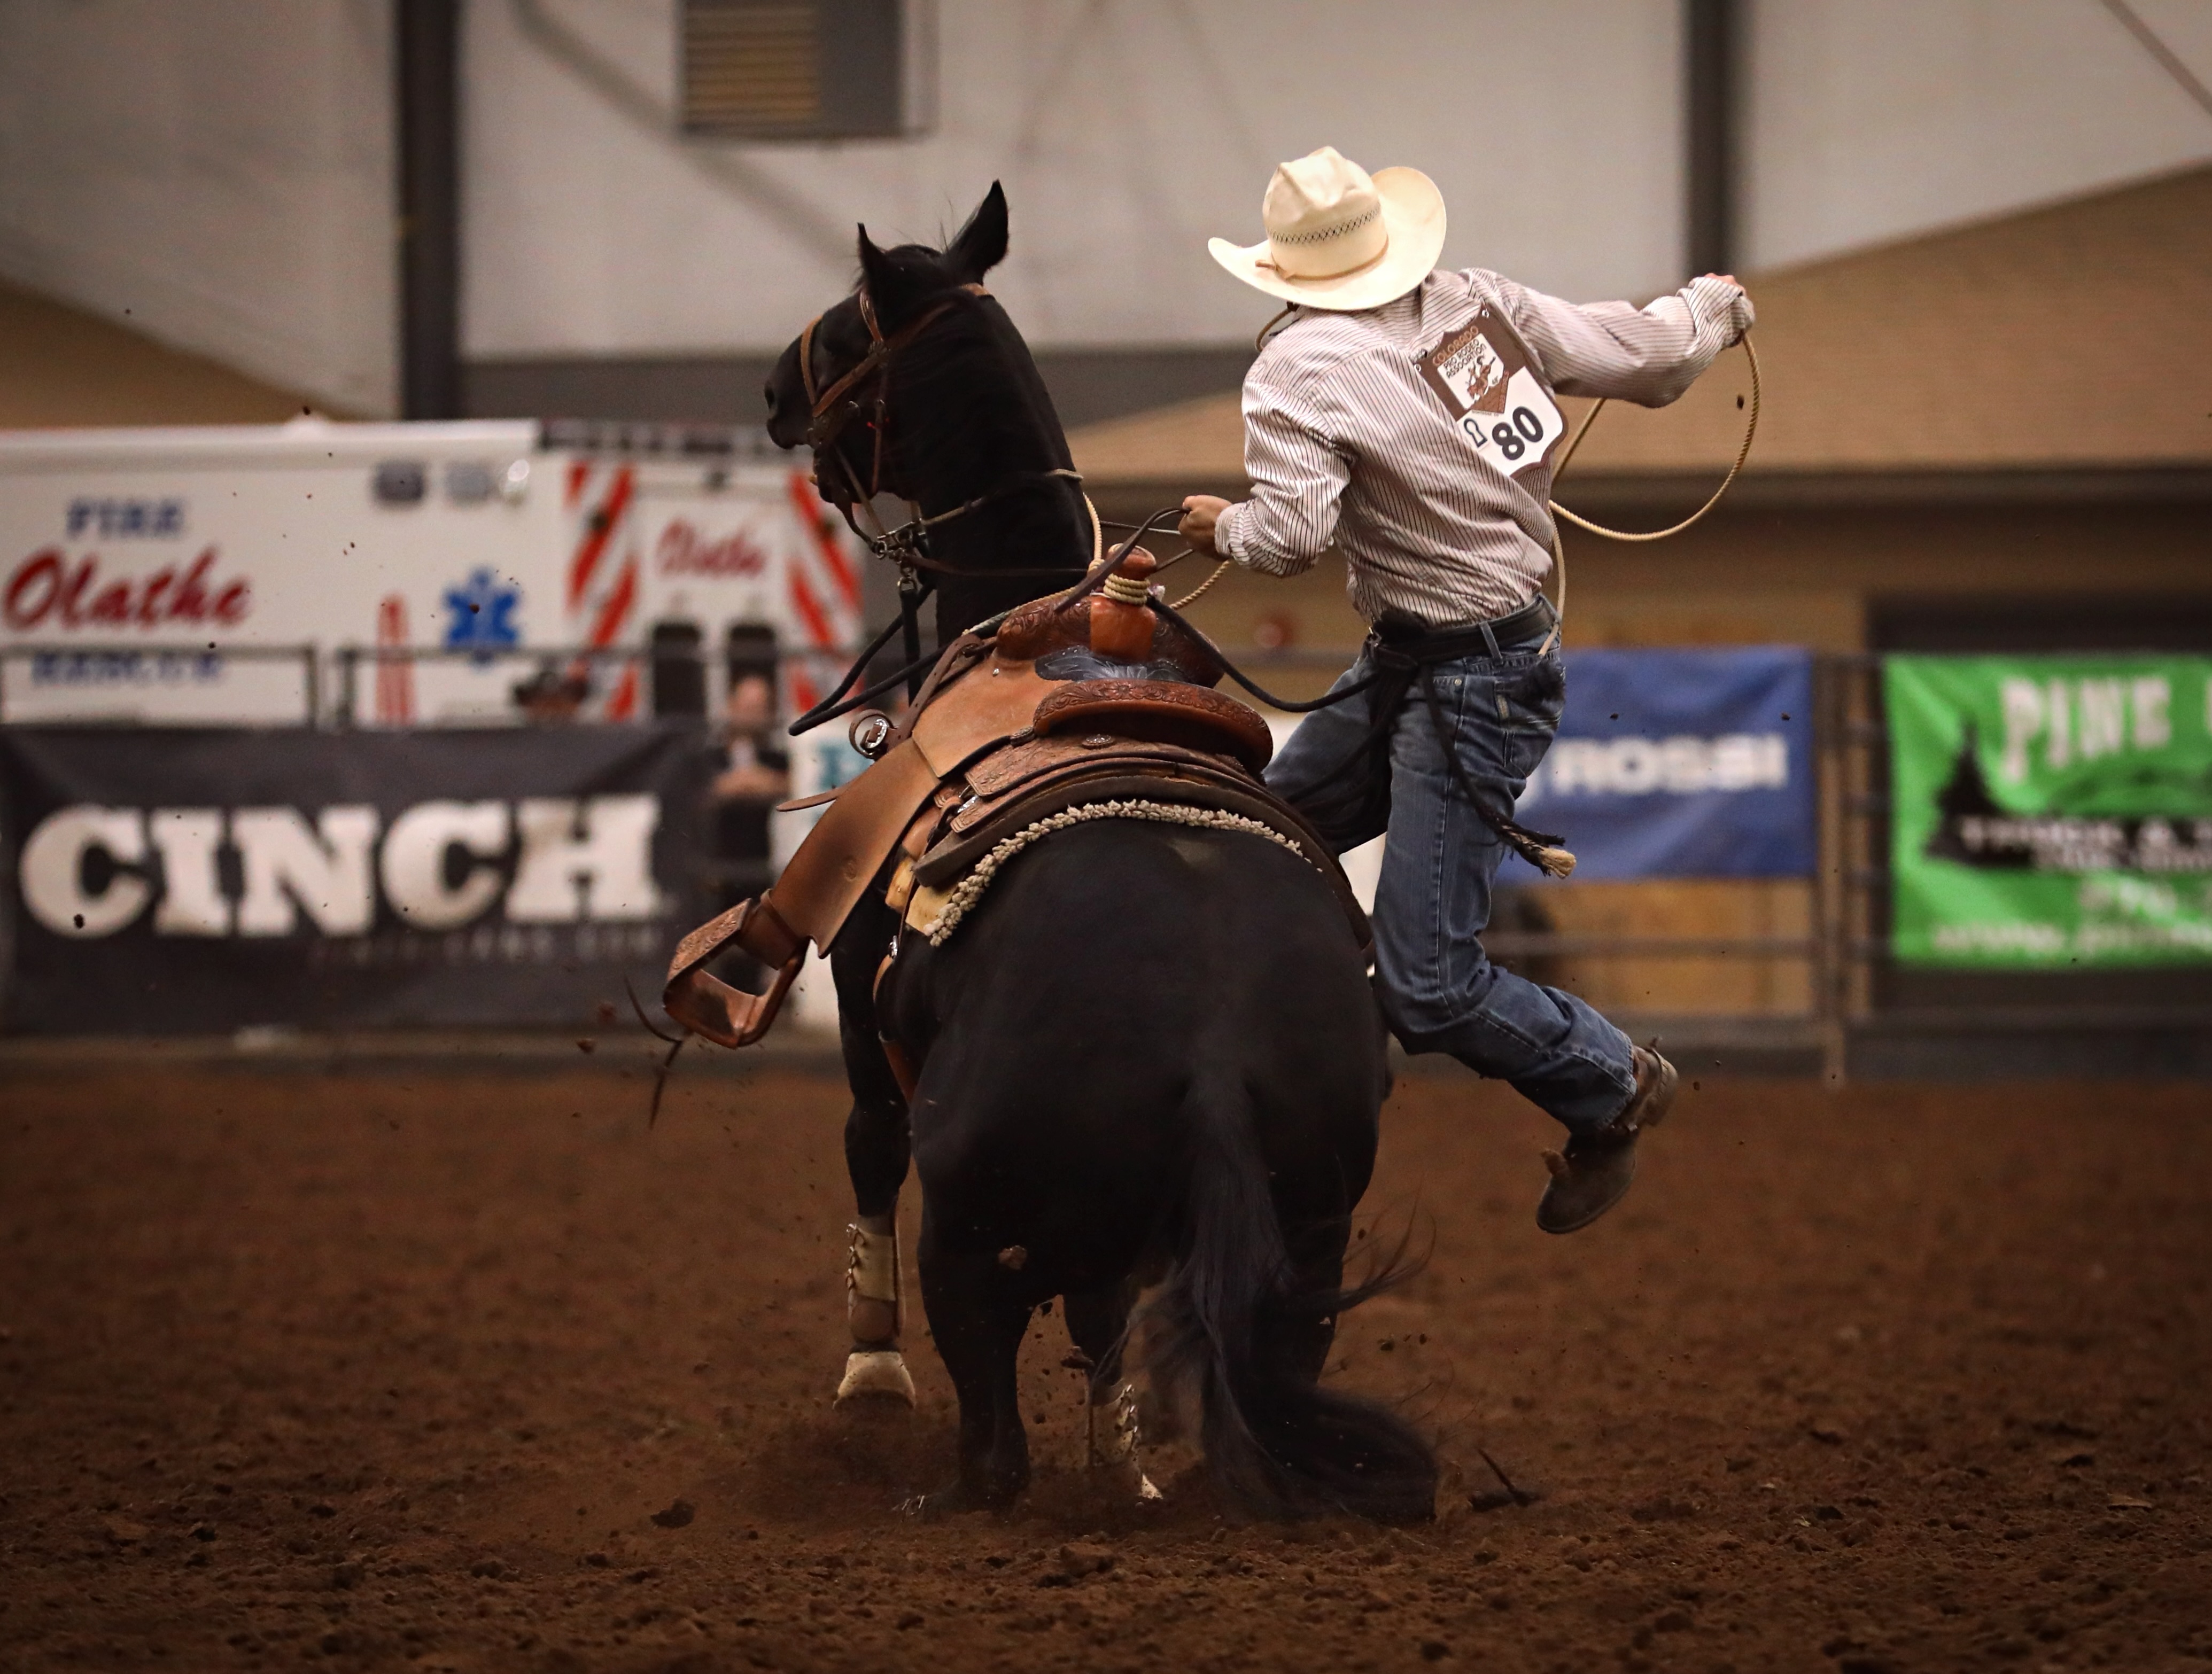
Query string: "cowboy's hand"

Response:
xmin=1179 ymin=495 xmax=1232 ymax=557
xmin=1700 ymin=273 xmax=1751 ymax=342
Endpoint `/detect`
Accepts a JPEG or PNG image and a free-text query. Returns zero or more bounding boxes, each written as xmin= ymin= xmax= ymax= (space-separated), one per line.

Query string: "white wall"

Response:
xmin=0 ymin=0 xmax=398 ymax=416
xmin=468 ymin=0 xmax=2212 ymax=360
xmin=5 ymin=0 xmax=2209 ymax=396
xmin=463 ymin=0 xmax=1688 ymax=357
xmin=1744 ymin=0 xmax=2212 ymax=272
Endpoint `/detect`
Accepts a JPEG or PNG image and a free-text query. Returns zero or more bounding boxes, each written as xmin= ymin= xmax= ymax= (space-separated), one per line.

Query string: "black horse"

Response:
xmin=762 ymin=184 xmax=1435 ymax=1522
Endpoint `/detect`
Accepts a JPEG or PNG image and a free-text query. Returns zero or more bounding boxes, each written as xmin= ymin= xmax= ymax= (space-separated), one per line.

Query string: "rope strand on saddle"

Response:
xmin=1145 ymin=594 xmax=1380 ymax=713
xmin=785 ymin=596 xmax=928 ymax=735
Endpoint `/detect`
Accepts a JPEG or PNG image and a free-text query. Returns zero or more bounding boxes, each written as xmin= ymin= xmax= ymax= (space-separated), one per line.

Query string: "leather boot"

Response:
xmin=1534 ymin=1045 xmax=1678 ymax=1235
xmin=835 ymin=1219 xmax=916 ymax=1405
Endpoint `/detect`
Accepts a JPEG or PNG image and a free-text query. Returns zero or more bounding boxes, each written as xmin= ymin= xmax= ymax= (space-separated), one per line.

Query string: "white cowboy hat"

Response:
xmin=1208 ymin=146 xmax=1446 ymax=313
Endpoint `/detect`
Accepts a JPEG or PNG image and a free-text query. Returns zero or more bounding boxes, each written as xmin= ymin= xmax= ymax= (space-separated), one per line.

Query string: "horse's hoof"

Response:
xmin=1089 ymin=1380 xmax=1166 ymax=1503
xmin=901 ymin=1482 xmax=1003 ymax=1517
xmin=835 ymin=1349 xmax=917 ymax=1406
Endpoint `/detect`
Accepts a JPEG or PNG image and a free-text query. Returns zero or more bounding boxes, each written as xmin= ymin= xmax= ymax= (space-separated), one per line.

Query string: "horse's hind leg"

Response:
xmin=1277 ymin=1216 xmax=1352 ymax=1385
xmin=917 ymin=1241 xmax=1030 ymax=1511
xmin=1066 ymin=1279 xmax=1163 ymax=1502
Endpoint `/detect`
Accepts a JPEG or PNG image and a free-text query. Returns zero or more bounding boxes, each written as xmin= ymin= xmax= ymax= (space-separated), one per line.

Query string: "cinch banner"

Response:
xmin=1886 ymin=655 xmax=2212 ymax=967
xmin=1515 ymin=646 xmax=1815 ymax=879
xmin=0 ymin=725 xmax=709 ymax=1033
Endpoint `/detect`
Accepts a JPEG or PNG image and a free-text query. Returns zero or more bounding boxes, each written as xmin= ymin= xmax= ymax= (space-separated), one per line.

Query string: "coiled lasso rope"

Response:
xmin=1537 ymin=330 xmax=1761 ymax=653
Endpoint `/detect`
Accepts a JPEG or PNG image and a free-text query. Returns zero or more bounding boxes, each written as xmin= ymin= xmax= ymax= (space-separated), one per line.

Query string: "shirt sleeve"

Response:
xmin=1493 ymin=272 xmax=1754 ymax=408
xmin=1214 ymin=365 xmax=1349 ymax=577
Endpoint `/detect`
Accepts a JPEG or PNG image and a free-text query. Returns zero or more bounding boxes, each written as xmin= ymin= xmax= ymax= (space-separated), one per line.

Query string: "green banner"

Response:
xmin=1886 ymin=655 xmax=2212 ymax=967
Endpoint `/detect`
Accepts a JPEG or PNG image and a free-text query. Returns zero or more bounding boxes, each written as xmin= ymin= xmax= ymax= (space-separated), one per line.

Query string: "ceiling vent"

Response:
xmin=680 ymin=0 xmax=921 ymax=140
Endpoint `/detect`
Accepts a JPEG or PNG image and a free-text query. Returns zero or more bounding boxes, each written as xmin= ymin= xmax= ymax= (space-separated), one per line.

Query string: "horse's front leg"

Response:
xmin=828 ymin=899 xmax=917 ymax=1405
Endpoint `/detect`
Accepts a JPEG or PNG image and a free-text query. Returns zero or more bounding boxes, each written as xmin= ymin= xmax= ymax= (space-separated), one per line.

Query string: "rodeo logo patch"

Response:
xmin=1415 ymin=305 xmax=1565 ymax=478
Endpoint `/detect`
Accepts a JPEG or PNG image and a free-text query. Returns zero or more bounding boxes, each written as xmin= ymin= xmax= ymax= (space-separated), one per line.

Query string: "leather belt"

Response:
xmin=1370 ymin=594 xmax=1555 ymax=663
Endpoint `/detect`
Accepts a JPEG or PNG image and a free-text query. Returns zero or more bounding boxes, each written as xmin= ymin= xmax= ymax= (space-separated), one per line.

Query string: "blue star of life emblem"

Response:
xmin=441 ymin=568 xmax=521 ymax=664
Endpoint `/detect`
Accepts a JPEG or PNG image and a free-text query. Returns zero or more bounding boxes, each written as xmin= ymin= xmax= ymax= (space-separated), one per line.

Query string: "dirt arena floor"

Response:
xmin=3 ymin=1054 xmax=2209 ymax=1674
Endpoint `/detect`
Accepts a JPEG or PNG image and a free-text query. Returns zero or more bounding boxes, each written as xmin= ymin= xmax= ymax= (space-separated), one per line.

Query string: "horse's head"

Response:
xmin=764 ymin=184 xmax=1089 ymax=639
xmin=764 ymin=183 xmax=1012 ymax=501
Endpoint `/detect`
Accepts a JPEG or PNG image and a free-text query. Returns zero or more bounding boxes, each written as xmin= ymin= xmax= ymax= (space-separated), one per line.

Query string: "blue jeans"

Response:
xmin=1266 ymin=608 xmax=1637 ymax=1133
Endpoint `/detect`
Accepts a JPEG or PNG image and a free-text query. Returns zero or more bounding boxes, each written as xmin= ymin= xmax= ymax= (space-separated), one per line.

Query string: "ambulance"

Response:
xmin=0 ymin=416 xmax=867 ymax=737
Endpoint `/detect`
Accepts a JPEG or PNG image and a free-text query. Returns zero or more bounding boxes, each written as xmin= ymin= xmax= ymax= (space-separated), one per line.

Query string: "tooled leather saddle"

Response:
xmin=661 ymin=550 xmax=1370 ymax=1050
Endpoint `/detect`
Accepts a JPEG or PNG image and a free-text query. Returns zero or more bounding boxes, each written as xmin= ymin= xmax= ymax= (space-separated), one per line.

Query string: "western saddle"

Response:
xmin=661 ymin=550 xmax=1370 ymax=1058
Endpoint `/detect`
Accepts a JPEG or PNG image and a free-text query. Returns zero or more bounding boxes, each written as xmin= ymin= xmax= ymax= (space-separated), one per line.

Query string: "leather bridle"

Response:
xmin=795 ymin=283 xmax=1091 ymax=579
xmin=798 ymin=284 xmax=977 ymax=514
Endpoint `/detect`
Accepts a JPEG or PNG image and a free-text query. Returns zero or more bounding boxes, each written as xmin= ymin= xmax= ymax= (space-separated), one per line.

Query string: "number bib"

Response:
xmin=1414 ymin=305 xmax=1565 ymax=478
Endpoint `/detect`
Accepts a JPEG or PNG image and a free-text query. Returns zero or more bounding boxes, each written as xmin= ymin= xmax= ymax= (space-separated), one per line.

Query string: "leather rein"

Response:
xmin=797 ymin=282 xmax=1090 ymax=580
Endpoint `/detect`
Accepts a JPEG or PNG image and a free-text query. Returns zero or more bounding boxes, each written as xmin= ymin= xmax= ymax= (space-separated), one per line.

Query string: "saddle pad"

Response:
xmin=912 ymin=760 xmax=1372 ymax=957
xmin=907 ymin=798 xmax=1317 ymax=948
xmin=958 ymin=730 xmax=1245 ymax=809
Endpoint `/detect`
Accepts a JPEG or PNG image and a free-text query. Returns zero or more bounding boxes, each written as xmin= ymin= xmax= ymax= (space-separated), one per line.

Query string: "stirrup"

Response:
xmin=1086 ymin=1381 xmax=1164 ymax=1502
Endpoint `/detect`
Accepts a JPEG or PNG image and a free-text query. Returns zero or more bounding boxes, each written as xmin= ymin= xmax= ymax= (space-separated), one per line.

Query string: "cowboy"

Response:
xmin=1178 ymin=147 xmax=1753 ymax=1233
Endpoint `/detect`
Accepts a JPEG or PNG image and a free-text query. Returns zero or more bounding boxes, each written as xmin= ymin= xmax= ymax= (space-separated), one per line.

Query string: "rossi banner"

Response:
xmin=1516 ymin=647 xmax=1815 ymax=879
xmin=0 ymin=725 xmax=710 ymax=1032
xmin=1886 ymin=655 xmax=2212 ymax=967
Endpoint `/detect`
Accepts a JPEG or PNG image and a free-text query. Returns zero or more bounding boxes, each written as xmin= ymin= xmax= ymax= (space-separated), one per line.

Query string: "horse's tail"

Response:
xmin=1145 ymin=1071 xmax=1438 ymax=1523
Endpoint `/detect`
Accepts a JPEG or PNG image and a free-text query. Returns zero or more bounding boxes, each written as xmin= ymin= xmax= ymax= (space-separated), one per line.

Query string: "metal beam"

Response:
xmin=1685 ymin=0 xmax=1737 ymax=278
xmin=397 ymin=0 xmax=461 ymax=420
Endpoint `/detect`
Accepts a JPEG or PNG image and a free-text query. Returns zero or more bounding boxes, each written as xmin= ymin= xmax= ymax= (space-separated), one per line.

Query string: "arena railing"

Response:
xmin=0 ymin=642 xmax=322 ymax=726
xmin=326 ymin=642 xmax=856 ymax=727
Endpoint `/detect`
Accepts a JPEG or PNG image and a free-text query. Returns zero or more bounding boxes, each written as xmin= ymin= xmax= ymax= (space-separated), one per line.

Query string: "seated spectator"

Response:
xmin=512 ymin=662 xmax=587 ymax=724
xmin=711 ymin=628 xmax=791 ymax=915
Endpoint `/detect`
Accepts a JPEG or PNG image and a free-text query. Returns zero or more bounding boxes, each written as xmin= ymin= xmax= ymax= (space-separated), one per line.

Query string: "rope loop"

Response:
xmin=1535 ymin=329 xmax=1760 ymax=650
xmin=1547 ymin=331 xmax=1760 ymax=544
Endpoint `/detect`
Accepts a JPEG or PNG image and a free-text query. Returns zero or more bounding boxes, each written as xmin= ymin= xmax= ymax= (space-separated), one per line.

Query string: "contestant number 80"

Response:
xmin=1461 ymin=406 xmax=1548 ymax=461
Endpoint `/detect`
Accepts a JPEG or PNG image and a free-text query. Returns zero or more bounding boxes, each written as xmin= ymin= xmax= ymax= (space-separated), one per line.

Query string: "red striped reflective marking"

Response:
xmin=788 ymin=470 xmax=859 ymax=613
xmin=587 ymin=555 xmax=638 ymax=648
xmin=567 ymin=466 xmax=634 ymax=611
xmin=788 ymin=566 xmax=834 ymax=650
xmin=606 ymin=663 xmax=638 ymax=720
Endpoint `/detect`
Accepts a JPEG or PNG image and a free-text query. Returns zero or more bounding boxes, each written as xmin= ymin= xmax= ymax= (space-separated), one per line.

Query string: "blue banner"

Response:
xmin=1514 ymin=646 xmax=1815 ymax=879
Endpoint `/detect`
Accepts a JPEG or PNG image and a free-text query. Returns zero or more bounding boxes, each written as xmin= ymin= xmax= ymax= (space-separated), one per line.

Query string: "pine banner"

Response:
xmin=1885 ymin=655 xmax=2212 ymax=967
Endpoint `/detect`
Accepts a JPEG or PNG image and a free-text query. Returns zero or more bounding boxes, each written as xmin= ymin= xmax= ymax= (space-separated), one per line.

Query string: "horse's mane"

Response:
xmin=855 ymin=237 xmax=964 ymax=297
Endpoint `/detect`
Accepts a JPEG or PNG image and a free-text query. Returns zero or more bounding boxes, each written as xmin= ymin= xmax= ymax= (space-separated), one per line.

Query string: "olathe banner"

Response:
xmin=0 ymin=725 xmax=709 ymax=1032
xmin=1516 ymin=647 xmax=1815 ymax=879
xmin=1887 ymin=655 xmax=2212 ymax=967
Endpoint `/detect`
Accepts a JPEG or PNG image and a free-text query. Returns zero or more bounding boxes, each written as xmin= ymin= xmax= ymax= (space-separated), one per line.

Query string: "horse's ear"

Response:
xmin=857 ymin=222 xmax=933 ymax=329
xmin=945 ymin=182 xmax=1009 ymax=283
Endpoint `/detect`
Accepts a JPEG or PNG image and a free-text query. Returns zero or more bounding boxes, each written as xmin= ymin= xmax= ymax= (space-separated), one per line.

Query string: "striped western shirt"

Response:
xmin=1214 ymin=269 xmax=1753 ymax=627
